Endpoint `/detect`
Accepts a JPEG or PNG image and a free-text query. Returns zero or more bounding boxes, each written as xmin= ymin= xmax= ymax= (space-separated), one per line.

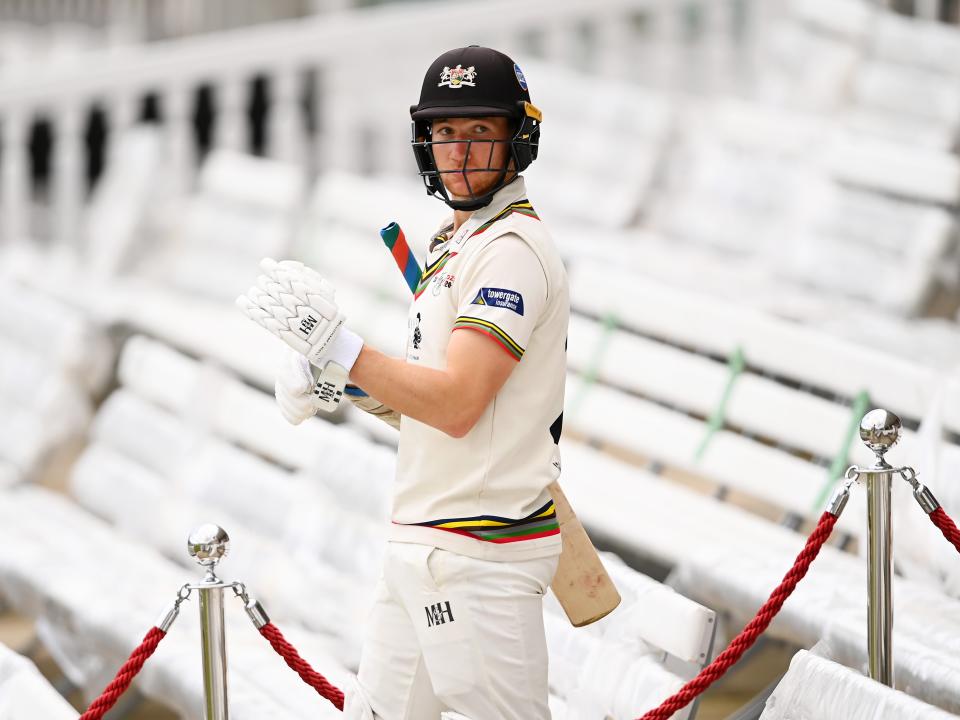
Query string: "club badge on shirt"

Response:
xmin=412 ymin=313 xmax=422 ymax=349
xmin=470 ymin=287 xmax=524 ymax=316
xmin=432 ymin=273 xmax=456 ymax=296
xmin=407 ymin=312 xmax=423 ymax=361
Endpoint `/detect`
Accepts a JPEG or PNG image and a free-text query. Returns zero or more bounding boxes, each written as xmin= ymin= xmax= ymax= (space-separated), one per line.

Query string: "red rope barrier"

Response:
xmin=259 ymin=622 xmax=345 ymax=711
xmin=79 ymin=627 xmax=166 ymax=720
xmin=930 ymin=507 xmax=960 ymax=554
xmin=638 ymin=511 xmax=839 ymax=720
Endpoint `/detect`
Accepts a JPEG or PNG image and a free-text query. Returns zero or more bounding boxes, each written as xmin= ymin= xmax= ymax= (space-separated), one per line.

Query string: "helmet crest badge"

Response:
xmin=438 ymin=64 xmax=477 ymax=89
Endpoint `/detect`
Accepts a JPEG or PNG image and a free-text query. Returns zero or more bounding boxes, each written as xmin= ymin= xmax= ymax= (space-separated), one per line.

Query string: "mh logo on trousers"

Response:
xmin=425 ymin=601 xmax=455 ymax=627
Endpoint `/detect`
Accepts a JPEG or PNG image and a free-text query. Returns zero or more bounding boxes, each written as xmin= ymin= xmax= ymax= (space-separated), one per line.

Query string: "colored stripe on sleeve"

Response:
xmin=453 ymin=316 xmax=525 ymax=360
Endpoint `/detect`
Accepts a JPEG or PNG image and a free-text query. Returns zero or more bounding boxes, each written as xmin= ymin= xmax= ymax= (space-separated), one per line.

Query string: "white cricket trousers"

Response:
xmin=343 ymin=541 xmax=559 ymax=720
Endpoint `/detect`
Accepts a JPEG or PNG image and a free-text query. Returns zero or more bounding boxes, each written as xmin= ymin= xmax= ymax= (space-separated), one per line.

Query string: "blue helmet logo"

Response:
xmin=514 ymin=63 xmax=528 ymax=91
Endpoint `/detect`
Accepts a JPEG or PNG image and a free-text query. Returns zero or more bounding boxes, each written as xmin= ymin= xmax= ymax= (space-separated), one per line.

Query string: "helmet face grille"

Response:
xmin=411 ymin=117 xmax=540 ymax=211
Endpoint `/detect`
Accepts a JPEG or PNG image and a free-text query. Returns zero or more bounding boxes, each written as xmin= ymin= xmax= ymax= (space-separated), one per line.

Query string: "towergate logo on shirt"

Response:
xmin=471 ymin=287 xmax=525 ymax=315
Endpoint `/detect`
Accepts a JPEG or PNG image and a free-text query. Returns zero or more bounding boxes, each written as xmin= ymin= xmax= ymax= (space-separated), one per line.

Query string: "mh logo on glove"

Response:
xmin=298 ymin=312 xmax=319 ymax=338
xmin=314 ymin=378 xmax=343 ymax=406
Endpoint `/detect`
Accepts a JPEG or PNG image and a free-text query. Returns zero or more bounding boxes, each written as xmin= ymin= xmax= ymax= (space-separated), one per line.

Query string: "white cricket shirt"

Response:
xmin=389 ymin=176 xmax=568 ymax=561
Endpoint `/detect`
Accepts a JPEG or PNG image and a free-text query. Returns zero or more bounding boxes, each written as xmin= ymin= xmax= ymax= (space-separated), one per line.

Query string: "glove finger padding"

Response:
xmin=254 ymin=272 xmax=339 ymax=321
xmin=259 ymin=260 xmax=338 ymax=315
xmin=253 ymin=272 xmax=340 ymax=328
xmin=236 ymin=259 xmax=346 ymax=365
xmin=237 ymin=286 xmax=312 ymax=357
xmin=263 ymin=259 xmax=337 ymax=301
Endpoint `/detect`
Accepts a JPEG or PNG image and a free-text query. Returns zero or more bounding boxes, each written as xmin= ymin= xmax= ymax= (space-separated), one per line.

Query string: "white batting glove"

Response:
xmin=275 ymin=348 xmax=352 ymax=423
xmin=237 ymin=258 xmax=363 ymax=414
xmin=236 ymin=258 xmax=361 ymax=367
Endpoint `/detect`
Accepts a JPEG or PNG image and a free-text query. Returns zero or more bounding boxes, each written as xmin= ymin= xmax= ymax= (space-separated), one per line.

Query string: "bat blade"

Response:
xmin=548 ymin=481 xmax=621 ymax=626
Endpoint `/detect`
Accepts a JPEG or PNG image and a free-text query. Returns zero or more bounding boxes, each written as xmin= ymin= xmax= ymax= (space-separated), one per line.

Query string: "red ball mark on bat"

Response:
xmin=584 ymin=574 xmax=606 ymax=598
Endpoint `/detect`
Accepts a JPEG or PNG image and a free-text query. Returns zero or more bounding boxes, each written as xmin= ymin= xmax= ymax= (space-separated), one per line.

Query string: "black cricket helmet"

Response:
xmin=410 ymin=45 xmax=542 ymax=211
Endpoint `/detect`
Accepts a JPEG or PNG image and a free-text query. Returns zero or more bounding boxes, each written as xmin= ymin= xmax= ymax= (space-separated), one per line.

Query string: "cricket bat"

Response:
xmin=380 ymin=221 xmax=621 ymax=627
xmin=547 ymin=481 xmax=620 ymax=626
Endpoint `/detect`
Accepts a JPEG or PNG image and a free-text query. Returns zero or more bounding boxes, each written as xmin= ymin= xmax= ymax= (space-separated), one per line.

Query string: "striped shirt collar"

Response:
xmin=451 ymin=175 xmax=528 ymax=249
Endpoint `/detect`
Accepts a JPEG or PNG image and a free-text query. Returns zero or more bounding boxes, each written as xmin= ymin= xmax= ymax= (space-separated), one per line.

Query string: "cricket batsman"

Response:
xmin=238 ymin=45 xmax=568 ymax=719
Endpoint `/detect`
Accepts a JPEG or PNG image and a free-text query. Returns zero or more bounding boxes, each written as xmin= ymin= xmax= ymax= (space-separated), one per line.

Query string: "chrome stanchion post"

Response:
xmin=857 ymin=409 xmax=900 ymax=687
xmin=187 ymin=524 xmax=232 ymax=720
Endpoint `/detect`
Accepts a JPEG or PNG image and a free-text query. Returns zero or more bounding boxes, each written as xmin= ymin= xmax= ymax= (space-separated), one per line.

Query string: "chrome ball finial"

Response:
xmin=859 ymin=409 xmax=902 ymax=457
xmin=187 ymin=523 xmax=230 ymax=569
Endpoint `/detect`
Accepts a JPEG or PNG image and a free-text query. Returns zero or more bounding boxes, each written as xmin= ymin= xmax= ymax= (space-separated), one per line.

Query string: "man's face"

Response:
xmin=430 ymin=116 xmax=513 ymax=199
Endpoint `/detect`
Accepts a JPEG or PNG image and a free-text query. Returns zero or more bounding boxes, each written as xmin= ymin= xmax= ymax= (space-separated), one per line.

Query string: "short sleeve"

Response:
xmin=453 ymin=233 xmax=547 ymax=361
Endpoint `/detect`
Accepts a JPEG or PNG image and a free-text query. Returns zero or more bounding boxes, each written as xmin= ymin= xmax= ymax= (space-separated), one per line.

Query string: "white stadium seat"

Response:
xmin=83 ymin=127 xmax=163 ymax=277
xmin=872 ymin=12 xmax=960 ymax=76
xmin=816 ymin=620 xmax=960 ymax=715
xmin=543 ymin=557 xmax=714 ymax=719
xmin=68 ymin=442 xmax=375 ymax=663
xmin=786 ymin=0 xmax=874 ymax=41
xmin=852 ymin=62 xmax=960 ymax=127
xmin=568 ymin=261 xmax=960 ymax=436
xmin=558 ymin=432 xmax=960 ymax=715
xmin=0 ymin=641 xmax=77 ymax=719
xmin=761 ymin=650 xmax=958 ymax=719
xmin=0 ymin=486 xmax=348 ymax=718
xmin=0 ymin=281 xmax=102 ymax=479
xmin=89 ymin=390 xmax=390 ymax=569
xmin=0 ymin=278 xmax=112 ymax=394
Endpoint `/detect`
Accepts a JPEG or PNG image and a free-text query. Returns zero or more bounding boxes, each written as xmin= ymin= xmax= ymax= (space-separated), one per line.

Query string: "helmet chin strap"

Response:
xmin=445 ymin=195 xmax=494 ymax=211
xmin=440 ymin=166 xmax=516 ymax=211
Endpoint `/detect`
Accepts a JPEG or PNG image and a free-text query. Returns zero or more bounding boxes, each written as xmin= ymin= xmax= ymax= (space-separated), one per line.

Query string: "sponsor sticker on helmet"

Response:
xmin=439 ymin=65 xmax=477 ymax=89
xmin=471 ymin=288 xmax=524 ymax=315
xmin=514 ymin=63 xmax=528 ymax=91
